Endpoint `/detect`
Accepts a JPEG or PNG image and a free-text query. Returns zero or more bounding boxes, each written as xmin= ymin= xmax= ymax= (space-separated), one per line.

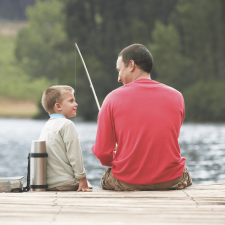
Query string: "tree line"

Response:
xmin=0 ymin=0 xmax=43 ymax=20
xmin=15 ymin=0 xmax=225 ymax=121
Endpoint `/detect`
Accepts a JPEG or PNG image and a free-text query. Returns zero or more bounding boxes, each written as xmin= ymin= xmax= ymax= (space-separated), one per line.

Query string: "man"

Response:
xmin=92 ymin=44 xmax=192 ymax=191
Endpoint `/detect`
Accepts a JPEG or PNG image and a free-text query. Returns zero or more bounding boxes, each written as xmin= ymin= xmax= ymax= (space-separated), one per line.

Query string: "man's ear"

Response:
xmin=129 ymin=60 xmax=135 ymax=72
xmin=54 ymin=103 xmax=62 ymax=112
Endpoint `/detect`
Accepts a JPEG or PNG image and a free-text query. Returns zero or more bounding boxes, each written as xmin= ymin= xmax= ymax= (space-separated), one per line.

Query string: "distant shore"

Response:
xmin=0 ymin=99 xmax=38 ymax=118
xmin=0 ymin=21 xmax=27 ymax=36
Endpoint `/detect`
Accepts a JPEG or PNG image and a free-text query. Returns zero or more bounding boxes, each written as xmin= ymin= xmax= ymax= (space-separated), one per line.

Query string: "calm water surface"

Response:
xmin=0 ymin=119 xmax=225 ymax=188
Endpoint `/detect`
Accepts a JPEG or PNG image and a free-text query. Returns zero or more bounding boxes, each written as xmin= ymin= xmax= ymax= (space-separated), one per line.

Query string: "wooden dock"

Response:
xmin=0 ymin=183 xmax=225 ymax=225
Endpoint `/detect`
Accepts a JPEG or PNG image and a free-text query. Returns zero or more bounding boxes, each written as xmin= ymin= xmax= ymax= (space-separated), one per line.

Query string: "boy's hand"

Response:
xmin=77 ymin=177 xmax=92 ymax=192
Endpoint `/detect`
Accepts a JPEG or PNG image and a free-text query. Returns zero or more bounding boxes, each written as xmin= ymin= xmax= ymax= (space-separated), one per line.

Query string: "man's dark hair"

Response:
xmin=118 ymin=44 xmax=153 ymax=73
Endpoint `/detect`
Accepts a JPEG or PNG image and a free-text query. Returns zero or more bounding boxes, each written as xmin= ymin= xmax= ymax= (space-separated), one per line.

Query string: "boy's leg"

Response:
xmin=48 ymin=182 xmax=79 ymax=191
xmin=48 ymin=180 xmax=93 ymax=191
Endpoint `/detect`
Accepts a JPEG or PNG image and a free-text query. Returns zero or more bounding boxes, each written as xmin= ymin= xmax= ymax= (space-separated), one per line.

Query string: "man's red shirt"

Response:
xmin=92 ymin=79 xmax=186 ymax=184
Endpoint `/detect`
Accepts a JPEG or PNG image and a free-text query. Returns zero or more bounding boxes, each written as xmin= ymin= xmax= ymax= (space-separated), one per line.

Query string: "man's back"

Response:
xmin=93 ymin=78 xmax=186 ymax=185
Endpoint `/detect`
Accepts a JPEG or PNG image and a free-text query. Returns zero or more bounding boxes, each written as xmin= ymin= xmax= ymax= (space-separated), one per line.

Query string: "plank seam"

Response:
xmin=52 ymin=192 xmax=63 ymax=221
xmin=182 ymin=190 xmax=198 ymax=208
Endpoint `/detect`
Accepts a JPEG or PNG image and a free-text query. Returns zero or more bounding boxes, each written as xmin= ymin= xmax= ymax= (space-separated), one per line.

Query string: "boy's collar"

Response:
xmin=50 ymin=114 xmax=66 ymax=120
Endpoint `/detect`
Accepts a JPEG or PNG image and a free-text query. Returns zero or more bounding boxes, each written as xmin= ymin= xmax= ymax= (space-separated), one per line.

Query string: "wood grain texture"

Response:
xmin=0 ymin=183 xmax=225 ymax=225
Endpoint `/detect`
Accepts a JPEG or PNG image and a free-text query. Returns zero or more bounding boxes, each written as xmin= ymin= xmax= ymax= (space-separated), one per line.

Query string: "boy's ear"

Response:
xmin=54 ymin=103 xmax=62 ymax=111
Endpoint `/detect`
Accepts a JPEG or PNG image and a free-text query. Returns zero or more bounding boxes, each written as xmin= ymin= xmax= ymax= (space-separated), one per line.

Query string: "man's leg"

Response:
xmin=169 ymin=167 xmax=192 ymax=190
xmin=101 ymin=168 xmax=148 ymax=191
xmin=101 ymin=168 xmax=117 ymax=190
xmin=101 ymin=167 xmax=192 ymax=191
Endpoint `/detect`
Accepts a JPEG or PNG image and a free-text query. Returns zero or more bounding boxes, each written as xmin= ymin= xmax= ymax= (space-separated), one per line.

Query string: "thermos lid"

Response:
xmin=31 ymin=140 xmax=46 ymax=154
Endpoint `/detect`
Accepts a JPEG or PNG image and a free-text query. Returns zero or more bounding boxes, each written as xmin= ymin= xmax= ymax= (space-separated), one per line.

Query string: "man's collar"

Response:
xmin=50 ymin=114 xmax=66 ymax=120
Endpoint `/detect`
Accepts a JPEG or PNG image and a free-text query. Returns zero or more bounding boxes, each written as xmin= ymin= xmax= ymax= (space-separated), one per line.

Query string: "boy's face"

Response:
xmin=57 ymin=92 xmax=78 ymax=119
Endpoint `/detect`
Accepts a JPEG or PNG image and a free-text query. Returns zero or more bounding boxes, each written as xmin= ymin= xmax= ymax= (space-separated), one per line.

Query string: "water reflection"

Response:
xmin=0 ymin=119 xmax=224 ymax=188
xmin=179 ymin=123 xmax=225 ymax=184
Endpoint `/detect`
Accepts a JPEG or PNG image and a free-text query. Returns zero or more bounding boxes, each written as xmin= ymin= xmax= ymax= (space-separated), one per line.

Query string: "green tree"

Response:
xmin=0 ymin=35 xmax=50 ymax=102
xmin=148 ymin=21 xmax=193 ymax=91
xmin=63 ymin=0 xmax=178 ymax=119
xmin=149 ymin=0 xmax=225 ymax=121
xmin=16 ymin=0 xmax=178 ymax=120
xmin=15 ymin=0 xmax=71 ymax=81
xmin=15 ymin=0 xmax=75 ymax=119
xmin=183 ymin=81 xmax=225 ymax=121
xmin=170 ymin=0 xmax=225 ymax=81
xmin=17 ymin=0 xmax=225 ymax=121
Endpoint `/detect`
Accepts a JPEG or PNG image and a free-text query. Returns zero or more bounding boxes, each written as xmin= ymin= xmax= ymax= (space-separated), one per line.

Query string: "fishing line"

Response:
xmin=74 ymin=44 xmax=77 ymax=122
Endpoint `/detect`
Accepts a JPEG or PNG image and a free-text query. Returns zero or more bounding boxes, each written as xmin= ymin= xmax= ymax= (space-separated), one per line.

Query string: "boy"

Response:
xmin=39 ymin=85 xmax=92 ymax=192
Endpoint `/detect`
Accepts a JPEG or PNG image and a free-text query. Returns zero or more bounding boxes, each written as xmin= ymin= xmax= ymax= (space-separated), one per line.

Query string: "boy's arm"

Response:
xmin=63 ymin=122 xmax=92 ymax=191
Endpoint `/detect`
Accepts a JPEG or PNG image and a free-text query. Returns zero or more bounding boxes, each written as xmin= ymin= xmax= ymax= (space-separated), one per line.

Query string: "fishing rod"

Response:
xmin=75 ymin=43 xmax=101 ymax=112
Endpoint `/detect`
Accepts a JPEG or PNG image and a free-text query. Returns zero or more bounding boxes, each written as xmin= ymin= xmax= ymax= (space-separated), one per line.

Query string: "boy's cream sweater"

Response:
xmin=39 ymin=117 xmax=86 ymax=189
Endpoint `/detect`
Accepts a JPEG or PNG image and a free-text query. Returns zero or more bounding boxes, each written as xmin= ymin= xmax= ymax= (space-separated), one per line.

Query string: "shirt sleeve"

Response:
xmin=181 ymin=95 xmax=185 ymax=124
xmin=62 ymin=121 xmax=86 ymax=179
xmin=91 ymin=96 xmax=117 ymax=166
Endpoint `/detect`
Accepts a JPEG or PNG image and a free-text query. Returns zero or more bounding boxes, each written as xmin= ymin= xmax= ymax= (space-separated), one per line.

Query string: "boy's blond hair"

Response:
xmin=42 ymin=85 xmax=74 ymax=114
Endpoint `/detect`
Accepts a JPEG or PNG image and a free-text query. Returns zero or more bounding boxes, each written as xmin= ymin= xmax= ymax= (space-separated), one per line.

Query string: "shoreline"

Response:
xmin=0 ymin=99 xmax=38 ymax=118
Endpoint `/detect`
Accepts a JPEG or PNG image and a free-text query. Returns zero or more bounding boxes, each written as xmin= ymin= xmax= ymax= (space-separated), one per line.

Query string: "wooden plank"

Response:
xmin=186 ymin=183 xmax=225 ymax=190
xmin=0 ymin=183 xmax=224 ymax=225
xmin=1 ymin=212 xmax=225 ymax=225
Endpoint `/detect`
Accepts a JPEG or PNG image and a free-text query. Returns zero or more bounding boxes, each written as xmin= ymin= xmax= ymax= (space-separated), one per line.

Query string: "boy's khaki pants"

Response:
xmin=48 ymin=181 xmax=92 ymax=191
xmin=101 ymin=167 xmax=192 ymax=191
xmin=48 ymin=182 xmax=79 ymax=191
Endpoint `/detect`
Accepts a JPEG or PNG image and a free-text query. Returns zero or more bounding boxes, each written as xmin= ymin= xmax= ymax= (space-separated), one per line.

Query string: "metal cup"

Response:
xmin=30 ymin=140 xmax=48 ymax=191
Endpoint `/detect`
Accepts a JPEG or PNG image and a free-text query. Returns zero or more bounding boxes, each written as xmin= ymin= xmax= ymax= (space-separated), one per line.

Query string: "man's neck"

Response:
xmin=133 ymin=71 xmax=151 ymax=82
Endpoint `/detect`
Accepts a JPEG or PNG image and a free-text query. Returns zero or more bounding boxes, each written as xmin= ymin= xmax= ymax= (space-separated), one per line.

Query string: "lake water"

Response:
xmin=0 ymin=119 xmax=225 ymax=189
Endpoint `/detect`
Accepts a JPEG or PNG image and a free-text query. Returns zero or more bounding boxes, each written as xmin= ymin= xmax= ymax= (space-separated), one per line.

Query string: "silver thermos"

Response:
xmin=30 ymin=140 xmax=48 ymax=191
